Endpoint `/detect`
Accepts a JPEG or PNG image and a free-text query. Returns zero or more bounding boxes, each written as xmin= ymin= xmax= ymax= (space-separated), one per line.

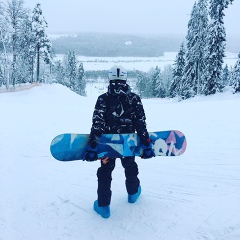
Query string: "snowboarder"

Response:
xmin=84 ymin=65 xmax=155 ymax=218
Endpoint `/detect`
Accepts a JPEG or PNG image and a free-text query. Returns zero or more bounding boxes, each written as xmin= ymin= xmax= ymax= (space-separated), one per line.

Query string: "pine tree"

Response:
xmin=162 ymin=65 xmax=173 ymax=98
xmin=202 ymin=21 xmax=224 ymax=94
xmin=136 ymin=74 xmax=151 ymax=98
xmin=76 ymin=63 xmax=86 ymax=96
xmin=145 ymin=76 xmax=155 ymax=98
xmin=202 ymin=0 xmax=233 ymax=95
xmin=222 ymin=64 xmax=230 ymax=87
xmin=181 ymin=3 xmax=198 ymax=99
xmin=182 ymin=0 xmax=209 ymax=99
xmin=54 ymin=60 xmax=65 ymax=85
xmin=136 ymin=74 xmax=144 ymax=98
xmin=151 ymin=66 xmax=162 ymax=97
xmin=232 ymin=52 xmax=240 ymax=93
xmin=156 ymin=67 xmax=166 ymax=98
xmin=66 ymin=50 xmax=77 ymax=91
xmin=195 ymin=0 xmax=209 ymax=94
xmin=32 ymin=3 xmax=52 ymax=82
xmin=170 ymin=42 xmax=186 ymax=98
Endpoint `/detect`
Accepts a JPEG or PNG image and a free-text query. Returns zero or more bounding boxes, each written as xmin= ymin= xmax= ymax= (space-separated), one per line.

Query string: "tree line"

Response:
xmin=0 ymin=0 xmax=86 ymax=96
xmin=54 ymin=50 xmax=86 ymax=96
xmin=0 ymin=0 xmax=239 ymax=99
xmin=169 ymin=0 xmax=240 ymax=99
xmin=136 ymin=0 xmax=239 ymax=99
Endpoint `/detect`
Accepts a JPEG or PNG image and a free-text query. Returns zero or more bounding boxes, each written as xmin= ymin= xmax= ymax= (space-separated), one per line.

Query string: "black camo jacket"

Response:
xmin=88 ymin=83 xmax=150 ymax=148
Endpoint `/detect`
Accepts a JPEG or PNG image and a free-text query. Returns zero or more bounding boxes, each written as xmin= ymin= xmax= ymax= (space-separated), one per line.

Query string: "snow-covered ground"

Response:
xmin=0 ymin=84 xmax=240 ymax=240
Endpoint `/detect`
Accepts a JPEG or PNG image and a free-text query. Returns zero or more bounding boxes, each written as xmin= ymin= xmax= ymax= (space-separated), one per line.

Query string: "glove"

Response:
xmin=140 ymin=141 xmax=155 ymax=159
xmin=84 ymin=144 xmax=98 ymax=162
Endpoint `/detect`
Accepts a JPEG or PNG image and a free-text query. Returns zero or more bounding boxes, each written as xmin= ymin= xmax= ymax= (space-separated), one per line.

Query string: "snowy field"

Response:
xmin=54 ymin=51 xmax=238 ymax=72
xmin=0 ymin=84 xmax=240 ymax=240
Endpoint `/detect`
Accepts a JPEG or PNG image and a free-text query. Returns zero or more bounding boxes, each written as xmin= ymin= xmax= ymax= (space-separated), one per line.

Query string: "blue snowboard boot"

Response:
xmin=128 ymin=185 xmax=142 ymax=203
xmin=93 ymin=200 xmax=110 ymax=218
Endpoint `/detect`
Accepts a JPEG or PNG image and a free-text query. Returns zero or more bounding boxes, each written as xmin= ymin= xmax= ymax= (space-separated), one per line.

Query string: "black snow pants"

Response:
xmin=97 ymin=156 xmax=140 ymax=206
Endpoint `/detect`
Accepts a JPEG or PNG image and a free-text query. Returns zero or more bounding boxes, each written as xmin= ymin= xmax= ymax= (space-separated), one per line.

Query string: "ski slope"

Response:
xmin=0 ymin=84 xmax=240 ymax=240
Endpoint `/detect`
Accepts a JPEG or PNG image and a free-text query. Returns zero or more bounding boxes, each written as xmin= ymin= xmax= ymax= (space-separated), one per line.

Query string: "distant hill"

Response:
xmin=50 ymin=32 xmax=240 ymax=57
xmin=50 ymin=32 xmax=185 ymax=57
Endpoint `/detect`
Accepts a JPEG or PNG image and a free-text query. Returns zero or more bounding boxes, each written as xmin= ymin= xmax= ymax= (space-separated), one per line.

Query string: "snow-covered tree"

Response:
xmin=0 ymin=3 xmax=10 ymax=87
xmin=231 ymin=52 xmax=240 ymax=93
xmin=222 ymin=64 xmax=230 ymax=87
xmin=152 ymin=66 xmax=165 ymax=97
xmin=32 ymin=3 xmax=52 ymax=82
xmin=182 ymin=0 xmax=209 ymax=99
xmin=17 ymin=14 xmax=35 ymax=83
xmin=151 ymin=66 xmax=159 ymax=97
xmin=162 ymin=65 xmax=173 ymax=98
xmin=65 ymin=50 xmax=77 ymax=90
xmin=181 ymin=3 xmax=198 ymax=99
xmin=4 ymin=0 xmax=28 ymax=87
xmin=136 ymin=74 xmax=152 ymax=98
xmin=170 ymin=42 xmax=186 ymax=98
xmin=194 ymin=0 xmax=209 ymax=94
xmin=54 ymin=60 xmax=66 ymax=85
xmin=0 ymin=66 xmax=3 ymax=87
xmin=202 ymin=0 xmax=233 ymax=95
xmin=53 ymin=57 xmax=86 ymax=96
xmin=76 ymin=62 xmax=86 ymax=96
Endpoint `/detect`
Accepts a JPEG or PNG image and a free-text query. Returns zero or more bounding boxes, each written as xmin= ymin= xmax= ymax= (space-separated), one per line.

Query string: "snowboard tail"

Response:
xmin=50 ymin=130 xmax=187 ymax=161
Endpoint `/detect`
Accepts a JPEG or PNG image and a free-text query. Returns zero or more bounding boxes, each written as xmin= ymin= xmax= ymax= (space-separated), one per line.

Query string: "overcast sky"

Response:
xmin=9 ymin=0 xmax=240 ymax=35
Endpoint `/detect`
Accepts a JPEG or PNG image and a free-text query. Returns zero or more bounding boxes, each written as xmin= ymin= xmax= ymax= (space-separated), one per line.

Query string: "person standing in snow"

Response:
xmin=84 ymin=65 xmax=155 ymax=218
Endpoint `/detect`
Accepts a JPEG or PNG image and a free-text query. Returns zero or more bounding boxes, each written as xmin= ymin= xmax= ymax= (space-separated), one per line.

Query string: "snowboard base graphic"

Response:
xmin=50 ymin=130 xmax=187 ymax=161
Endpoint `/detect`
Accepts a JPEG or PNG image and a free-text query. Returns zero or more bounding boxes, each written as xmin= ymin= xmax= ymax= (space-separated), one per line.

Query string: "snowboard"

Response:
xmin=50 ymin=130 xmax=187 ymax=161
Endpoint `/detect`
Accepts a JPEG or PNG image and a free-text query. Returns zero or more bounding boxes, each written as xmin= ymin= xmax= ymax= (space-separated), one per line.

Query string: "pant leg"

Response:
xmin=97 ymin=158 xmax=116 ymax=206
xmin=121 ymin=156 xmax=140 ymax=195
